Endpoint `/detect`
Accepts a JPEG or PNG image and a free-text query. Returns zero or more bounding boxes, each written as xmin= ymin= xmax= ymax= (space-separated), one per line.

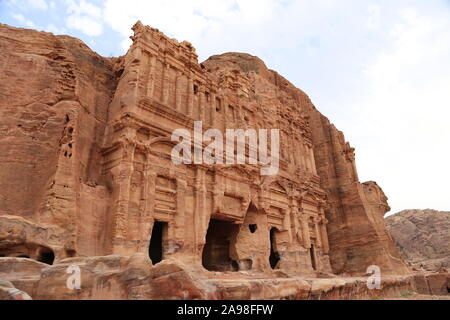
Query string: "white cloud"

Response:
xmin=366 ymin=5 xmax=381 ymax=30
xmin=102 ymin=0 xmax=288 ymax=59
xmin=11 ymin=13 xmax=35 ymax=27
xmin=120 ymin=37 xmax=132 ymax=52
xmin=346 ymin=7 xmax=450 ymax=214
xmin=27 ymin=0 xmax=48 ymax=10
xmin=66 ymin=14 xmax=103 ymax=36
xmin=44 ymin=23 xmax=66 ymax=35
xmin=65 ymin=0 xmax=103 ymax=36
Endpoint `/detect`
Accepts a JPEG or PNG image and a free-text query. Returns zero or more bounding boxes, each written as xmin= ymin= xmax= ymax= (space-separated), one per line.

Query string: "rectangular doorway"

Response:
xmin=149 ymin=221 xmax=168 ymax=265
xmin=202 ymin=219 xmax=239 ymax=271
xmin=310 ymin=244 xmax=317 ymax=270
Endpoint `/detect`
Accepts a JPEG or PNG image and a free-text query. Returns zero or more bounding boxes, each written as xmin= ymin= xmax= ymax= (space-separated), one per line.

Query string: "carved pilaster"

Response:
xmin=147 ymin=55 xmax=156 ymax=98
xmin=293 ymin=208 xmax=303 ymax=244
xmin=175 ymin=71 xmax=183 ymax=112
xmin=210 ymin=92 xmax=216 ymax=127
xmin=138 ymin=151 xmax=150 ymax=251
xmin=194 ymin=167 xmax=207 ymax=251
xmin=199 ymin=87 xmax=205 ymax=121
xmin=313 ymin=216 xmax=322 ymax=248
xmin=212 ymin=172 xmax=224 ymax=214
xmin=175 ymin=178 xmax=187 ymax=241
xmin=111 ymin=141 xmax=136 ymax=253
xmin=302 ymin=142 xmax=310 ymax=172
xmin=222 ymin=96 xmax=228 ymax=132
xmin=309 ymin=144 xmax=317 ymax=174
xmin=187 ymin=77 xmax=194 ymax=117
xmin=300 ymin=213 xmax=311 ymax=249
xmin=320 ymin=219 xmax=330 ymax=254
xmin=162 ymin=63 xmax=170 ymax=105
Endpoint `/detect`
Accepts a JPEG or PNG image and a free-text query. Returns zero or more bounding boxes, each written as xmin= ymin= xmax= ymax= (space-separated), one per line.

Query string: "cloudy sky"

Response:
xmin=1 ymin=0 xmax=449 ymax=215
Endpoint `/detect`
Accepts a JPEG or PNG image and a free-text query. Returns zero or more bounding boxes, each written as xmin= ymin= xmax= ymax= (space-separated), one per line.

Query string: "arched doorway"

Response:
xmin=202 ymin=219 xmax=239 ymax=271
xmin=149 ymin=221 xmax=168 ymax=265
xmin=269 ymin=227 xmax=280 ymax=269
xmin=310 ymin=244 xmax=317 ymax=270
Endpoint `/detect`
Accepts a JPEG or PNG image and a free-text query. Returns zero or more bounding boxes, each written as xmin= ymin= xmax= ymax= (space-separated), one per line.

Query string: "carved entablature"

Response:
xmin=209 ymin=166 xmax=254 ymax=221
xmin=267 ymin=205 xmax=287 ymax=230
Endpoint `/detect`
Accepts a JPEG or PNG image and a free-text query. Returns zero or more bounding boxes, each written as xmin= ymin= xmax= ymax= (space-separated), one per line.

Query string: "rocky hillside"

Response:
xmin=385 ymin=210 xmax=450 ymax=271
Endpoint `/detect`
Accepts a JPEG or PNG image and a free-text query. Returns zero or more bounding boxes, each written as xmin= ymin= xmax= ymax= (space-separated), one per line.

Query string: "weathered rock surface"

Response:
xmin=386 ymin=209 xmax=450 ymax=271
xmin=0 ymin=21 xmax=413 ymax=299
xmin=2 ymin=254 xmax=444 ymax=300
xmin=0 ymin=280 xmax=32 ymax=300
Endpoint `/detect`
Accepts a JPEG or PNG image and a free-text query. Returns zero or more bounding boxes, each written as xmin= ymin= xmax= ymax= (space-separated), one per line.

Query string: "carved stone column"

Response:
xmin=143 ymin=171 xmax=157 ymax=244
xmin=111 ymin=141 xmax=136 ymax=253
xmin=187 ymin=77 xmax=194 ymax=117
xmin=212 ymin=172 xmax=224 ymax=214
xmin=138 ymin=150 xmax=151 ymax=252
xmin=319 ymin=206 xmax=330 ymax=254
xmin=309 ymin=144 xmax=317 ymax=174
xmin=291 ymin=204 xmax=302 ymax=244
xmin=198 ymin=87 xmax=205 ymax=121
xmin=162 ymin=63 xmax=170 ymax=105
xmin=175 ymin=178 xmax=187 ymax=242
xmin=210 ymin=92 xmax=216 ymax=127
xmin=282 ymin=208 xmax=292 ymax=243
xmin=302 ymin=142 xmax=310 ymax=172
xmin=300 ymin=213 xmax=311 ymax=249
xmin=294 ymin=137 xmax=302 ymax=170
xmin=313 ymin=216 xmax=322 ymax=248
xmin=146 ymin=55 xmax=157 ymax=98
xmin=320 ymin=218 xmax=330 ymax=254
xmin=290 ymin=132 xmax=297 ymax=168
xmin=193 ymin=167 xmax=207 ymax=255
xmin=175 ymin=71 xmax=183 ymax=112
xmin=222 ymin=96 xmax=228 ymax=132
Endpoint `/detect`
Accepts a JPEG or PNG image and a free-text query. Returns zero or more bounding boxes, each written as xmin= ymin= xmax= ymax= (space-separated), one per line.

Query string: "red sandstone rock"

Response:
xmin=0 ymin=280 xmax=32 ymax=300
xmin=386 ymin=209 xmax=450 ymax=271
xmin=0 ymin=21 xmax=415 ymax=299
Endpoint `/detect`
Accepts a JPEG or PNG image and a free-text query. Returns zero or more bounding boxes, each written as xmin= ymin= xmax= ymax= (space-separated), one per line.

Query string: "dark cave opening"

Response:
xmin=202 ymin=219 xmax=239 ymax=272
xmin=149 ymin=221 xmax=167 ymax=265
xmin=269 ymin=227 xmax=280 ymax=269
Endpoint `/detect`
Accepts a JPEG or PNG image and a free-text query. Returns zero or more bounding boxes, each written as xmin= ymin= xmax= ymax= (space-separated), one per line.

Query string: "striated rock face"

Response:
xmin=0 ymin=23 xmax=117 ymax=260
xmin=0 ymin=21 xmax=412 ymax=299
xmin=386 ymin=210 xmax=450 ymax=271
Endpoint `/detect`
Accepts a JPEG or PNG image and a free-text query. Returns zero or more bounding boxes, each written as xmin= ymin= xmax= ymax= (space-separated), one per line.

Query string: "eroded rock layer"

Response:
xmin=0 ymin=22 xmax=414 ymax=299
xmin=386 ymin=210 xmax=450 ymax=271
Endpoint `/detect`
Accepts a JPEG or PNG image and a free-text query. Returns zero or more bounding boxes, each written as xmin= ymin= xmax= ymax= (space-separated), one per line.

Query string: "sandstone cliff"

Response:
xmin=203 ymin=53 xmax=409 ymax=275
xmin=386 ymin=210 xmax=450 ymax=271
xmin=0 ymin=23 xmax=117 ymax=260
xmin=0 ymin=21 xmax=417 ymax=300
